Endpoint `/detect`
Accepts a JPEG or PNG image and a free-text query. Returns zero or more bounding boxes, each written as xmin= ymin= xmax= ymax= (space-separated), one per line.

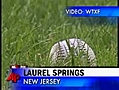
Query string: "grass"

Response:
xmin=2 ymin=0 xmax=118 ymax=90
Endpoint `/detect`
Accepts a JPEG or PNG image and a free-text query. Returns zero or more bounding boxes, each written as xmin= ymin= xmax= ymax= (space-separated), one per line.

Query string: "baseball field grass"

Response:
xmin=2 ymin=0 xmax=118 ymax=89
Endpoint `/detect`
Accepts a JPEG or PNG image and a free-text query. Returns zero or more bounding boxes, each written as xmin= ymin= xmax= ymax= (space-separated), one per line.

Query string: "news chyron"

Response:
xmin=6 ymin=65 xmax=84 ymax=85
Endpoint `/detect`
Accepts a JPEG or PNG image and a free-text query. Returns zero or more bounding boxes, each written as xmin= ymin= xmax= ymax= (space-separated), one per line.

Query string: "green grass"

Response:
xmin=2 ymin=0 xmax=118 ymax=89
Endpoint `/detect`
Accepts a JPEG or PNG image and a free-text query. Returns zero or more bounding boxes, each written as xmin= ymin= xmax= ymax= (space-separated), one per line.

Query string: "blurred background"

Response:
xmin=2 ymin=0 xmax=118 ymax=89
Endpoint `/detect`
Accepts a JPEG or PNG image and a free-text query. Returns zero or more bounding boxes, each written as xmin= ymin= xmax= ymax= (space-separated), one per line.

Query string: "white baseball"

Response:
xmin=49 ymin=38 xmax=96 ymax=66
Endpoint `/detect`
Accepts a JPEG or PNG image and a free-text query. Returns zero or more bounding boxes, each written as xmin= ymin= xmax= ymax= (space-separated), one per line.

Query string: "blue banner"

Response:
xmin=65 ymin=6 xmax=119 ymax=17
xmin=9 ymin=76 xmax=119 ymax=90
xmin=7 ymin=68 xmax=119 ymax=90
